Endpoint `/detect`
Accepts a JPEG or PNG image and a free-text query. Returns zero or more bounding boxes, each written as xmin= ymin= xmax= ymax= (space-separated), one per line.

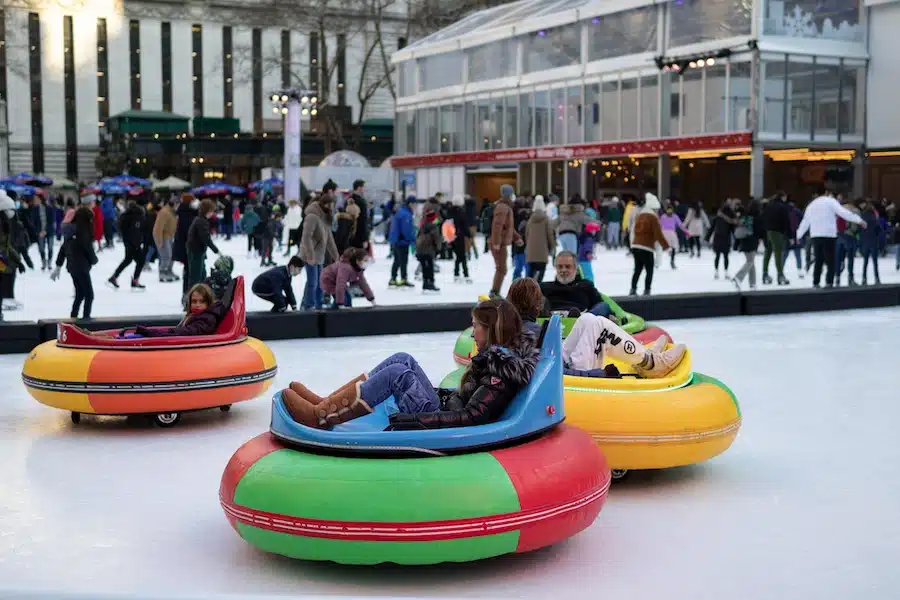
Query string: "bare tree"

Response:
xmin=406 ymin=0 xmax=511 ymax=37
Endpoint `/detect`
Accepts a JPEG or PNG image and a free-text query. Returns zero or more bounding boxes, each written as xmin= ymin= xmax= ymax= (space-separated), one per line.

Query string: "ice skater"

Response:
xmin=251 ymin=256 xmax=303 ymax=312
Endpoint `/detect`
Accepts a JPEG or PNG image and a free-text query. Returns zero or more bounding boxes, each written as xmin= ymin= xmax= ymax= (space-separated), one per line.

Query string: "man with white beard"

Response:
xmin=539 ymin=251 xmax=612 ymax=318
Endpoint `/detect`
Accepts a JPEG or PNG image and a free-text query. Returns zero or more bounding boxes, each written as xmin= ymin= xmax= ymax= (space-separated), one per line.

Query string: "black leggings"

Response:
xmin=112 ymin=245 xmax=145 ymax=282
xmin=631 ymin=248 xmax=655 ymax=292
xmin=453 ymin=243 xmax=468 ymax=277
xmin=714 ymin=251 xmax=730 ymax=271
xmin=688 ymin=236 xmax=702 ymax=256
xmin=70 ymin=270 xmax=94 ymax=319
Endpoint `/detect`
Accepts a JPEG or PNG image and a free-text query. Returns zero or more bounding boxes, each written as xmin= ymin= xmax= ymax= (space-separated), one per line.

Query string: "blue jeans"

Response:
xmin=301 ymin=264 xmax=323 ymax=309
xmin=359 ymin=352 xmax=441 ymax=414
xmin=860 ymin=246 xmax=880 ymax=281
xmin=835 ymin=234 xmax=857 ymax=281
xmin=331 ymin=292 xmax=352 ymax=308
xmin=606 ymin=222 xmax=620 ymax=249
xmin=782 ymin=245 xmax=802 ymax=270
xmin=37 ymin=234 xmax=53 ymax=265
xmin=512 ymin=252 xmax=526 ymax=279
xmin=589 ymin=301 xmax=611 ymax=318
xmin=559 ymin=232 xmax=578 ymax=254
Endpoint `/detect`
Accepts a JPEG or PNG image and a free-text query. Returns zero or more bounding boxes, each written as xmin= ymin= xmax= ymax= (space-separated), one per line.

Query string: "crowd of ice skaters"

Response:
xmin=0 ymin=178 xmax=897 ymax=321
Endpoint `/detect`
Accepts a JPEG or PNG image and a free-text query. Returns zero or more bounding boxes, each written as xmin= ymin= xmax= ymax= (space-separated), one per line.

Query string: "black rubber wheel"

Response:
xmin=611 ymin=469 xmax=630 ymax=482
xmin=70 ymin=412 xmax=81 ymax=424
xmin=220 ymin=405 xmax=231 ymax=412
xmin=153 ymin=412 xmax=181 ymax=428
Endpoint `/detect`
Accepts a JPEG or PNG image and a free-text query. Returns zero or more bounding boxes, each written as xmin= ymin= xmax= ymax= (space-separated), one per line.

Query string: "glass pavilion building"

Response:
xmin=390 ymin=0 xmax=866 ymax=205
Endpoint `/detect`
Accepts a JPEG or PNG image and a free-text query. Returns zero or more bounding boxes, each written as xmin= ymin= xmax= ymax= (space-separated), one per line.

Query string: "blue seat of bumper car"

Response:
xmin=269 ymin=315 xmax=565 ymax=455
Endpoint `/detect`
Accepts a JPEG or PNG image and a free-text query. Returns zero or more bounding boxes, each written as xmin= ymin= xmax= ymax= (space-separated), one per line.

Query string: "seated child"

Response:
xmin=282 ymin=299 xmax=537 ymax=430
xmin=506 ymin=277 xmax=544 ymax=337
xmin=563 ymin=312 xmax=686 ymax=379
xmin=320 ymin=247 xmax=376 ymax=308
xmin=134 ymin=283 xmax=227 ymax=337
xmin=251 ymin=256 xmax=303 ymax=312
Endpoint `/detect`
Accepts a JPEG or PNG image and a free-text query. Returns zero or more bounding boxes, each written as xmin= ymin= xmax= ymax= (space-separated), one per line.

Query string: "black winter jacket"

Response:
xmin=349 ymin=193 xmax=369 ymax=249
xmin=762 ymin=199 xmax=792 ymax=237
xmin=173 ymin=203 xmax=198 ymax=263
xmin=56 ymin=208 xmax=97 ymax=274
xmin=389 ymin=334 xmax=540 ymax=430
xmin=187 ymin=216 xmax=219 ymax=255
xmin=733 ymin=205 xmax=766 ymax=253
xmin=540 ymin=275 xmax=604 ymax=314
xmin=118 ymin=205 xmax=145 ymax=249
xmin=251 ymin=266 xmax=297 ymax=307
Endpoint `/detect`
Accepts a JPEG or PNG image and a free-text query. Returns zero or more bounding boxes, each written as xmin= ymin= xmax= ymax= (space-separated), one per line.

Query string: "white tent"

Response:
xmin=153 ymin=176 xmax=191 ymax=191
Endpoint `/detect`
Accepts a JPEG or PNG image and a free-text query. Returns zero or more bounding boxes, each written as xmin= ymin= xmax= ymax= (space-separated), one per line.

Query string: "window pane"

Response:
xmin=704 ymin=64 xmax=727 ymax=132
xmin=535 ymin=90 xmax=550 ymax=146
xmin=681 ymin=70 xmax=703 ymax=135
xmin=669 ymin=0 xmax=752 ymax=48
xmin=602 ymin=80 xmax=619 ymax=140
xmin=477 ymin=99 xmax=491 ymax=150
xmin=519 ymin=91 xmax=533 ymax=147
xmin=399 ymin=61 xmax=416 ymax=97
xmin=523 ymin=25 xmax=581 ymax=73
xmin=505 ymin=95 xmax=519 ymax=149
xmin=395 ymin=111 xmax=406 ymax=154
xmin=585 ymin=83 xmax=600 ymax=142
xmin=588 ymin=6 xmax=657 ymax=61
xmin=567 ymin=85 xmax=583 ymax=144
xmin=814 ymin=62 xmax=841 ymax=138
xmin=640 ymin=75 xmax=658 ymax=138
xmin=440 ymin=104 xmax=461 ymax=152
xmin=840 ymin=64 xmax=864 ymax=136
xmin=621 ymin=78 xmax=638 ymax=139
xmin=491 ymin=98 xmax=504 ymax=149
xmin=463 ymin=101 xmax=475 ymax=150
xmin=668 ymin=73 xmax=682 ymax=136
xmin=763 ymin=0 xmax=863 ymax=42
xmin=417 ymin=107 xmax=438 ymax=154
xmin=762 ymin=59 xmax=786 ymax=134
xmin=406 ymin=110 xmax=416 ymax=154
xmin=419 ymin=52 xmax=462 ymax=91
xmin=785 ymin=60 xmax=813 ymax=135
xmin=550 ymin=88 xmax=566 ymax=145
xmin=729 ymin=61 xmax=753 ymax=131
xmin=468 ymin=39 xmax=517 ymax=82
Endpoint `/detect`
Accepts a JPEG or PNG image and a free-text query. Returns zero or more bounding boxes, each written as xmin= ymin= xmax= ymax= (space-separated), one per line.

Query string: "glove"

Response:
xmin=49 ymin=267 xmax=61 ymax=281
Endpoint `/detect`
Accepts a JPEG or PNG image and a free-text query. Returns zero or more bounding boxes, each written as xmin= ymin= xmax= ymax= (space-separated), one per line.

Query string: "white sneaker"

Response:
xmin=647 ymin=335 xmax=668 ymax=353
xmin=636 ymin=343 xmax=687 ymax=378
xmin=714 ymin=271 xmax=720 ymax=280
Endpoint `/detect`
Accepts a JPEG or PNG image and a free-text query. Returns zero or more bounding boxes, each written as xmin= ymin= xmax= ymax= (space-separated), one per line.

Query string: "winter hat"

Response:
xmin=405 ymin=195 xmax=416 ymax=205
xmin=585 ymin=222 xmax=601 ymax=234
xmin=532 ymin=195 xmax=546 ymax=212
xmin=451 ymin=194 xmax=465 ymax=207
xmin=500 ymin=184 xmax=515 ymax=199
xmin=0 ymin=190 xmax=14 ymax=213
xmin=213 ymin=255 xmax=234 ymax=275
xmin=80 ymin=193 xmax=97 ymax=205
xmin=548 ymin=194 xmax=559 ymax=204
xmin=644 ymin=192 xmax=661 ymax=212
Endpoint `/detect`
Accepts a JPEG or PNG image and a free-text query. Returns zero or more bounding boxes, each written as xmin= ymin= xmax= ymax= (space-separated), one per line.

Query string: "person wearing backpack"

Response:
xmin=731 ymin=199 xmax=767 ymax=290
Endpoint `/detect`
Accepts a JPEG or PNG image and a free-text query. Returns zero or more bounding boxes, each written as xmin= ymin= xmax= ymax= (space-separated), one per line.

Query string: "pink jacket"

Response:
xmin=320 ymin=258 xmax=374 ymax=305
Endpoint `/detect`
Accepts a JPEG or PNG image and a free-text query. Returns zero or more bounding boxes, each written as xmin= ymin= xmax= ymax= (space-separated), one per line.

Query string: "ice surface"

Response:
xmin=8 ymin=235 xmax=900 ymax=321
xmin=1 ymin=308 xmax=900 ymax=599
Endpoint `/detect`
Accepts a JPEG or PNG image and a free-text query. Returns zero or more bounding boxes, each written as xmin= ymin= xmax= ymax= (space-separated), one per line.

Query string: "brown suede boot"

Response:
xmin=318 ymin=381 xmax=373 ymax=427
xmin=282 ymin=388 xmax=322 ymax=428
xmin=289 ymin=373 xmax=368 ymax=406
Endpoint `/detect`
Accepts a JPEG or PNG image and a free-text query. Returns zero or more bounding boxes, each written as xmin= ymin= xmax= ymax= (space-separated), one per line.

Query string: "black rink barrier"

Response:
xmin=1 ymin=286 xmax=898 ymax=355
xmin=741 ymin=284 xmax=900 ymax=316
xmin=0 ymin=320 xmax=43 ymax=354
xmin=321 ymin=303 xmax=473 ymax=338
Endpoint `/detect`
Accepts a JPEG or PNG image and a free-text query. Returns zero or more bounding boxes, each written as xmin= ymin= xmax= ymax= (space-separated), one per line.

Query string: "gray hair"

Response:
xmin=554 ymin=250 xmax=578 ymax=264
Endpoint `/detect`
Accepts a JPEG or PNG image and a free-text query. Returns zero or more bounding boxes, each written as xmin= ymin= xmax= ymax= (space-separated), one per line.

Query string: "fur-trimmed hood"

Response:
xmin=465 ymin=333 xmax=541 ymax=391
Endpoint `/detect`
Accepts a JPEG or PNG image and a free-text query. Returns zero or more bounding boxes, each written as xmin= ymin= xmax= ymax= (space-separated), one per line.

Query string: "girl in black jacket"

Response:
xmin=282 ymin=299 xmax=540 ymax=430
xmin=108 ymin=200 xmax=146 ymax=290
xmin=731 ymin=200 xmax=767 ymax=290
xmin=53 ymin=206 xmax=98 ymax=318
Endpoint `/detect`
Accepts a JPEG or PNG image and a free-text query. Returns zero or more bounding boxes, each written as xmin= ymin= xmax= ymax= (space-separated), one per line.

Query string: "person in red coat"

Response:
xmin=90 ymin=198 xmax=104 ymax=252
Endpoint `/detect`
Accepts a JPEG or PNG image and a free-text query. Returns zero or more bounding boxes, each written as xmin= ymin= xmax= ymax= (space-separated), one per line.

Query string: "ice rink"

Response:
xmin=7 ymin=233 xmax=900 ymax=320
xmin=2 ymin=307 xmax=899 ymax=599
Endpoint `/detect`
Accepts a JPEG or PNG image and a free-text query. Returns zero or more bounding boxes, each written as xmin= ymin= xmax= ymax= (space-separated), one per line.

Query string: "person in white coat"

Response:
xmin=562 ymin=312 xmax=687 ymax=378
xmin=795 ymin=187 xmax=866 ymax=288
xmin=283 ymin=198 xmax=303 ymax=257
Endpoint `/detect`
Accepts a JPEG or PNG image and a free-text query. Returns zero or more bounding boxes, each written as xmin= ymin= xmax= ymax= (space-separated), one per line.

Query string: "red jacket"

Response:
xmin=320 ymin=258 xmax=374 ymax=305
xmin=92 ymin=205 xmax=104 ymax=242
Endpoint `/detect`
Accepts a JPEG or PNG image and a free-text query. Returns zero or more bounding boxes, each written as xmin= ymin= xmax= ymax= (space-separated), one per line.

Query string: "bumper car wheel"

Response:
xmin=70 ymin=411 xmax=81 ymax=425
xmin=153 ymin=412 xmax=181 ymax=428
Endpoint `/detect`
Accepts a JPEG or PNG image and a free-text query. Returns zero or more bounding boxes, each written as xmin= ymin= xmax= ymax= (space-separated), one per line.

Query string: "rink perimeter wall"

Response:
xmin=0 ymin=285 xmax=898 ymax=354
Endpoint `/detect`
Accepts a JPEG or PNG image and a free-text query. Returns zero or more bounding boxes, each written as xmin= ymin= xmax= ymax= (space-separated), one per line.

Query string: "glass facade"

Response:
xmin=468 ymin=40 xmax=516 ymax=83
xmin=588 ymin=6 xmax=658 ymax=61
xmin=394 ymin=0 xmax=869 ymax=156
xmin=523 ymin=25 xmax=581 ymax=73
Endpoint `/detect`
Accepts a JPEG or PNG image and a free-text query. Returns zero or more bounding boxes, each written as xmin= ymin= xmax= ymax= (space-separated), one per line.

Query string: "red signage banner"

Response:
xmin=391 ymin=132 xmax=753 ymax=169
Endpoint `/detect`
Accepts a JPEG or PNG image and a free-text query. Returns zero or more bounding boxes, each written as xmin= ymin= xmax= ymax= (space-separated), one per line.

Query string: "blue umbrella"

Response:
xmin=191 ymin=182 xmax=247 ymax=197
xmin=0 ymin=181 xmax=39 ymax=197
xmin=250 ymin=177 xmax=284 ymax=190
xmin=112 ymin=174 xmax=152 ymax=188
xmin=97 ymin=182 xmax=131 ymax=196
xmin=10 ymin=172 xmax=53 ymax=186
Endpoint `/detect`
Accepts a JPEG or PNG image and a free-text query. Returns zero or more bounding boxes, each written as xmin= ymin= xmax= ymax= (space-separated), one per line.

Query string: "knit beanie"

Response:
xmin=500 ymin=184 xmax=515 ymax=199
